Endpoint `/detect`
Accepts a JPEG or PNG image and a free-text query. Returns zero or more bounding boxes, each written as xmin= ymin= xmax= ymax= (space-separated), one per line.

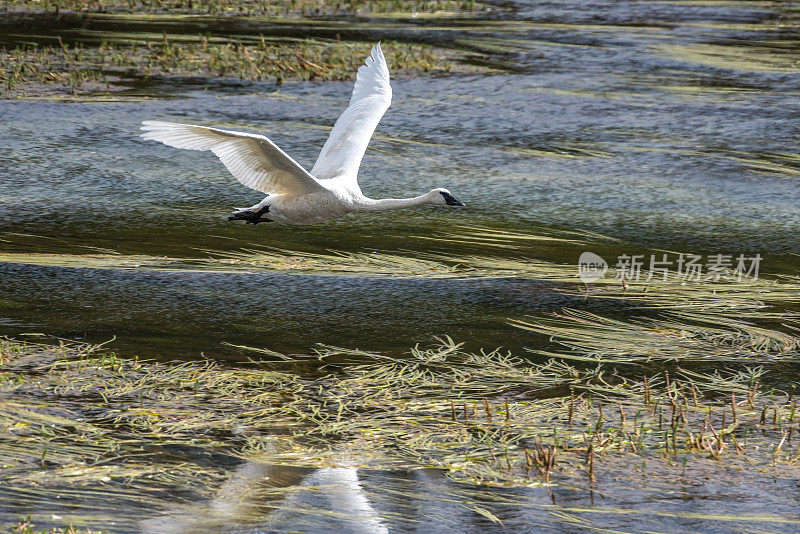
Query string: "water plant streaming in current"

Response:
xmin=2 ymin=334 xmax=800 ymax=532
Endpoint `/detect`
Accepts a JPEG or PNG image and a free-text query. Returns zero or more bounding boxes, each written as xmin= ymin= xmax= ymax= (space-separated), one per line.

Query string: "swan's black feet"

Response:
xmin=229 ymin=206 xmax=273 ymax=224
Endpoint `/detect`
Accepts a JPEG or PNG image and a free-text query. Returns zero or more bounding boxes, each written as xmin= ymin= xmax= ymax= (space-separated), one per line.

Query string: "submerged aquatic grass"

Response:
xmin=514 ymin=308 xmax=800 ymax=364
xmin=0 ymin=36 xmax=463 ymax=97
xmin=4 ymin=0 xmax=485 ymax=17
xmin=3 ymin=224 xmax=800 ymax=322
xmin=0 ymin=0 xmax=500 ymax=98
xmin=2 ymin=327 xmax=800 ymax=529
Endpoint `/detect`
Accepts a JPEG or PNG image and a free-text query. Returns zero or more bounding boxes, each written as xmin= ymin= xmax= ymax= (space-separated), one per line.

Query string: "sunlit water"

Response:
xmin=1 ymin=0 xmax=800 ymax=531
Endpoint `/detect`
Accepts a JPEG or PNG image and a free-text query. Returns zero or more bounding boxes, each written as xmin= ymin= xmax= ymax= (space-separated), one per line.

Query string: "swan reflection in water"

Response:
xmin=140 ymin=463 xmax=389 ymax=534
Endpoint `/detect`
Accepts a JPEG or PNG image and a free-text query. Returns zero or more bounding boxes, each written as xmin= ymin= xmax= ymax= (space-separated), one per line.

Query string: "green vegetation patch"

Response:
xmin=0 ymin=36 xmax=466 ymax=97
xmin=0 ymin=0 xmax=503 ymax=98
xmin=3 ymin=229 xmax=800 ymax=528
xmin=5 ymin=0 xmax=485 ymax=18
xmin=2 ymin=321 xmax=800 ymax=529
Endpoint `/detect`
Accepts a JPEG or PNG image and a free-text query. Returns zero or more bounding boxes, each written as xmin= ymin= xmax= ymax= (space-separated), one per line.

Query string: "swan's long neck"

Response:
xmin=357 ymin=194 xmax=431 ymax=212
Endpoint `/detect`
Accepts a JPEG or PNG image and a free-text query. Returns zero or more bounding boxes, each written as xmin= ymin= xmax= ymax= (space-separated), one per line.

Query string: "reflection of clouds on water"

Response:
xmin=140 ymin=463 xmax=388 ymax=534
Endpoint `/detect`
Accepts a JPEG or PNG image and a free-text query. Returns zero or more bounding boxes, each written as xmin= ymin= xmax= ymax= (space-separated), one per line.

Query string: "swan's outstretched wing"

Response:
xmin=140 ymin=121 xmax=322 ymax=195
xmin=311 ymin=43 xmax=392 ymax=182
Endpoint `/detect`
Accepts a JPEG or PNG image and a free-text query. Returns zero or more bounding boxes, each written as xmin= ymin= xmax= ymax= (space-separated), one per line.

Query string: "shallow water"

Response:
xmin=2 ymin=0 xmax=800 ymax=531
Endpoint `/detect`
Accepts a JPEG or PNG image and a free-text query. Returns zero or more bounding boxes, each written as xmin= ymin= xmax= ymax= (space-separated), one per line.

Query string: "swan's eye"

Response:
xmin=439 ymin=192 xmax=466 ymax=207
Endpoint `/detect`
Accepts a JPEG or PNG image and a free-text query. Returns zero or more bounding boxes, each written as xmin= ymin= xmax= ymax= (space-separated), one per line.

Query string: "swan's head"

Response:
xmin=430 ymin=188 xmax=465 ymax=207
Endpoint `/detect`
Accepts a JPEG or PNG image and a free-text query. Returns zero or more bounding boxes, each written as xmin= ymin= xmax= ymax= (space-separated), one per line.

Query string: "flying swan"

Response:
xmin=140 ymin=43 xmax=465 ymax=225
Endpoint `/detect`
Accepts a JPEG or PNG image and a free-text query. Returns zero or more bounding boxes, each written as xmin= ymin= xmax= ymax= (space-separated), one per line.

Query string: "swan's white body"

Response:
xmin=140 ymin=43 xmax=464 ymax=225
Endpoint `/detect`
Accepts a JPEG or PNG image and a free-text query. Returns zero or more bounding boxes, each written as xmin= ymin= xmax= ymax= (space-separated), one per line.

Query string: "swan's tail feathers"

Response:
xmin=229 ymin=205 xmax=273 ymax=224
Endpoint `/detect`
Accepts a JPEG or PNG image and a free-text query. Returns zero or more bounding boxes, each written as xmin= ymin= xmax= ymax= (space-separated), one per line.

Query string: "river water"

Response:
xmin=1 ymin=0 xmax=800 ymax=531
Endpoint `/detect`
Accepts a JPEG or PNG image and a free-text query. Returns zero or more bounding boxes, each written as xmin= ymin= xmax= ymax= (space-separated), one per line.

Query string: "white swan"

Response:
xmin=140 ymin=43 xmax=465 ymax=225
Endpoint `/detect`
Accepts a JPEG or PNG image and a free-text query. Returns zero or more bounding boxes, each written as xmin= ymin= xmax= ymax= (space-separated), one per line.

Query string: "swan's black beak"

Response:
xmin=440 ymin=192 xmax=466 ymax=207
